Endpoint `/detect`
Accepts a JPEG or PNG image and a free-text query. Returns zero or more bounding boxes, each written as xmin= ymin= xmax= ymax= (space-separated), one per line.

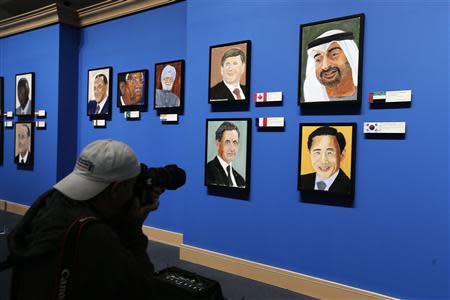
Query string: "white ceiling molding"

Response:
xmin=0 ymin=0 xmax=176 ymax=38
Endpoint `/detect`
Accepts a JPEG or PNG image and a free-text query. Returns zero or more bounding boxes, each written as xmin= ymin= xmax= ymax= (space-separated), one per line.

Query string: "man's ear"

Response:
xmin=215 ymin=140 xmax=220 ymax=151
xmin=119 ymin=81 xmax=125 ymax=94
xmin=340 ymin=149 xmax=346 ymax=161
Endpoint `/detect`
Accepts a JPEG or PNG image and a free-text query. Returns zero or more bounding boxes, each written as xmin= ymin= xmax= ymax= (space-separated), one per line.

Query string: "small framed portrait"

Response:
xmin=117 ymin=69 xmax=148 ymax=111
xmin=87 ymin=67 xmax=112 ymax=118
xmin=298 ymin=123 xmax=356 ymax=199
xmin=15 ymin=72 xmax=35 ymax=116
xmin=205 ymin=118 xmax=251 ymax=192
xmin=14 ymin=122 xmax=34 ymax=166
xmin=154 ymin=60 xmax=184 ymax=111
xmin=209 ymin=40 xmax=251 ymax=104
xmin=298 ymin=14 xmax=364 ymax=106
xmin=0 ymin=77 xmax=4 ymax=116
xmin=0 ymin=121 xmax=3 ymax=165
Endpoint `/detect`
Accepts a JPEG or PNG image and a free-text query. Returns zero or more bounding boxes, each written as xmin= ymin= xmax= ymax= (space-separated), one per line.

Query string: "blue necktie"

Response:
xmin=317 ymin=181 xmax=327 ymax=190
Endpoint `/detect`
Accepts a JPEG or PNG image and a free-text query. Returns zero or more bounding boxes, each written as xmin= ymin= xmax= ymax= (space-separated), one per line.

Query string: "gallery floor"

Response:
xmin=0 ymin=210 xmax=315 ymax=300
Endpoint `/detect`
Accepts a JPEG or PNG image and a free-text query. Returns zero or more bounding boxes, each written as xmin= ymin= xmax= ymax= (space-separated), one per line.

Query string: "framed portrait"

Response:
xmin=154 ymin=60 xmax=184 ymax=111
xmin=0 ymin=121 xmax=3 ymax=165
xmin=298 ymin=123 xmax=356 ymax=199
xmin=205 ymin=118 xmax=251 ymax=192
xmin=0 ymin=77 xmax=4 ymax=116
xmin=298 ymin=14 xmax=364 ymax=106
xmin=14 ymin=122 xmax=34 ymax=166
xmin=117 ymin=69 xmax=148 ymax=111
xmin=208 ymin=40 xmax=251 ymax=104
xmin=87 ymin=67 xmax=112 ymax=118
xmin=15 ymin=72 xmax=35 ymax=116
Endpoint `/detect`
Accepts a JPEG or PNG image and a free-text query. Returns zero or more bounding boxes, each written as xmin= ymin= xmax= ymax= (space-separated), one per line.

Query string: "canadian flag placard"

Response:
xmin=257 ymin=117 xmax=284 ymax=128
xmin=254 ymin=91 xmax=282 ymax=103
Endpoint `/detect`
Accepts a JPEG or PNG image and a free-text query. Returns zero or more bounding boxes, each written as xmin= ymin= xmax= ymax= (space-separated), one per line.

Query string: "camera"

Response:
xmin=134 ymin=163 xmax=186 ymax=206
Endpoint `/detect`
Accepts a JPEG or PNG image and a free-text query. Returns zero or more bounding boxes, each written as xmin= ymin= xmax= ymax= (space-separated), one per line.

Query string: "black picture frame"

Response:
xmin=117 ymin=69 xmax=148 ymax=112
xmin=298 ymin=123 xmax=356 ymax=203
xmin=298 ymin=14 xmax=364 ymax=107
xmin=208 ymin=40 xmax=251 ymax=105
xmin=0 ymin=121 xmax=3 ymax=166
xmin=205 ymin=118 xmax=251 ymax=193
xmin=15 ymin=72 xmax=35 ymax=117
xmin=14 ymin=121 xmax=34 ymax=166
xmin=154 ymin=59 xmax=184 ymax=113
xmin=0 ymin=77 xmax=4 ymax=116
xmin=87 ymin=66 xmax=112 ymax=119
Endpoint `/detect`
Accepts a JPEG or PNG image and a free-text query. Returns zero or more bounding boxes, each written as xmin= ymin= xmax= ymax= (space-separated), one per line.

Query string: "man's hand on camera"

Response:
xmin=126 ymin=186 xmax=164 ymax=225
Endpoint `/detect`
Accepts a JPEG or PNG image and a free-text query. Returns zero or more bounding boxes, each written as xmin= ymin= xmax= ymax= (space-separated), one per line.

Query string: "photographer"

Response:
xmin=5 ymin=140 xmax=169 ymax=300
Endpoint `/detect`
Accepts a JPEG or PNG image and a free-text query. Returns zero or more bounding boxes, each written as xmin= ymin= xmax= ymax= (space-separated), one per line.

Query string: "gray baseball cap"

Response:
xmin=54 ymin=139 xmax=141 ymax=201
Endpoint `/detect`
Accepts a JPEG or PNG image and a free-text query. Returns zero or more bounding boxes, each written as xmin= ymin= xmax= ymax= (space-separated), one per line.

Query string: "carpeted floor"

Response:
xmin=0 ymin=210 xmax=316 ymax=300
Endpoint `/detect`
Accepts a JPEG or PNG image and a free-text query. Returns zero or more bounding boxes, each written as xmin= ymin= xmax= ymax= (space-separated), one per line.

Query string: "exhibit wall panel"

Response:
xmin=77 ymin=1 xmax=187 ymax=233
xmin=0 ymin=25 xmax=60 ymax=205
xmin=184 ymin=1 xmax=449 ymax=299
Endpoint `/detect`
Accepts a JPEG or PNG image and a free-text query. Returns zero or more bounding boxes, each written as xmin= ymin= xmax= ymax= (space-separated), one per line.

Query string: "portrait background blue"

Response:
xmin=0 ymin=1 xmax=448 ymax=299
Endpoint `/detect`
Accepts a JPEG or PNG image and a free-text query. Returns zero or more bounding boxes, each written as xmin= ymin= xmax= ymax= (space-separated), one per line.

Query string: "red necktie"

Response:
xmin=233 ymin=88 xmax=241 ymax=100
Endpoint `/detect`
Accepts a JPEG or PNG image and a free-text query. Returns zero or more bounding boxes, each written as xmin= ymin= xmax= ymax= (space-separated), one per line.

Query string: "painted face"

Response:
xmin=94 ymin=76 xmax=107 ymax=103
xmin=216 ymin=130 xmax=239 ymax=164
xmin=17 ymin=125 xmax=30 ymax=156
xmin=17 ymin=81 xmax=29 ymax=108
xmin=221 ymin=55 xmax=245 ymax=85
xmin=125 ymin=72 xmax=144 ymax=104
xmin=309 ymin=135 xmax=344 ymax=180
xmin=162 ymin=75 xmax=174 ymax=91
xmin=314 ymin=42 xmax=352 ymax=88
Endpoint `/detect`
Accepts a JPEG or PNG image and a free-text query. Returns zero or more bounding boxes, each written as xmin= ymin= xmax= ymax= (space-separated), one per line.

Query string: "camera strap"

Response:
xmin=55 ymin=216 xmax=99 ymax=300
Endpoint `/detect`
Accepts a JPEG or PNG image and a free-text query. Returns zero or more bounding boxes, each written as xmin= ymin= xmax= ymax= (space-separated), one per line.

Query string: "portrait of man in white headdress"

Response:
xmin=300 ymin=14 xmax=364 ymax=103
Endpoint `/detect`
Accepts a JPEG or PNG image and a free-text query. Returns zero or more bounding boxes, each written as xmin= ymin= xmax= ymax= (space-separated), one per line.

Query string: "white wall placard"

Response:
xmin=93 ymin=119 xmax=106 ymax=127
xmin=364 ymin=122 xmax=406 ymax=134
xmin=254 ymin=91 xmax=283 ymax=103
xmin=124 ymin=111 xmax=140 ymax=119
xmin=257 ymin=117 xmax=284 ymax=128
xmin=160 ymin=114 xmax=178 ymax=122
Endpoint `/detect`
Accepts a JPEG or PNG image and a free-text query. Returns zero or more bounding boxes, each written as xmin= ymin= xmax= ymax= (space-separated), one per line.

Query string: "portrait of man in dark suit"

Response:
xmin=209 ymin=41 xmax=250 ymax=103
xmin=15 ymin=74 xmax=34 ymax=116
xmin=87 ymin=68 xmax=111 ymax=117
xmin=299 ymin=126 xmax=351 ymax=194
xmin=15 ymin=123 xmax=33 ymax=165
xmin=206 ymin=121 xmax=246 ymax=188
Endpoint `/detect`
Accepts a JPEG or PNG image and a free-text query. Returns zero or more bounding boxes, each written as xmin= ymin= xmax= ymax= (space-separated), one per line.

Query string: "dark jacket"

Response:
xmin=206 ymin=156 xmax=245 ymax=187
xmin=300 ymin=170 xmax=351 ymax=195
xmin=88 ymin=99 xmax=110 ymax=115
xmin=209 ymin=81 xmax=247 ymax=102
xmin=6 ymin=189 xmax=155 ymax=300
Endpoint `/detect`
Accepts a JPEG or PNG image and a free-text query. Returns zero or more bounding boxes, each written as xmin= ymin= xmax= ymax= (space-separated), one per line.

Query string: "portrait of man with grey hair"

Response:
xmin=154 ymin=60 xmax=184 ymax=109
xmin=205 ymin=119 xmax=251 ymax=190
xmin=299 ymin=14 xmax=364 ymax=104
xmin=209 ymin=41 xmax=250 ymax=103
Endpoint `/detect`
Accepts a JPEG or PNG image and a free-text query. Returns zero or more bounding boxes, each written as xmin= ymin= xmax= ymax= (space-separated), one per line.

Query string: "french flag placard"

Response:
xmin=257 ymin=117 xmax=284 ymax=128
xmin=254 ymin=91 xmax=282 ymax=103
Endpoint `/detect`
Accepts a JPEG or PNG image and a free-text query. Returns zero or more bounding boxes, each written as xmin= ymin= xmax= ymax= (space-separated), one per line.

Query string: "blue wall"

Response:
xmin=184 ymin=1 xmax=449 ymax=299
xmin=0 ymin=25 xmax=61 ymax=205
xmin=77 ymin=2 xmax=187 ymax=233
xmin=0 ymin=1 xmax=449 ymax=299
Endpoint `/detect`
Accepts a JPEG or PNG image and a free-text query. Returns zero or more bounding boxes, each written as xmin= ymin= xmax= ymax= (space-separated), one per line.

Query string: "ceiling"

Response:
xmin=0 ymin=0 xmax=107 ymax=21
